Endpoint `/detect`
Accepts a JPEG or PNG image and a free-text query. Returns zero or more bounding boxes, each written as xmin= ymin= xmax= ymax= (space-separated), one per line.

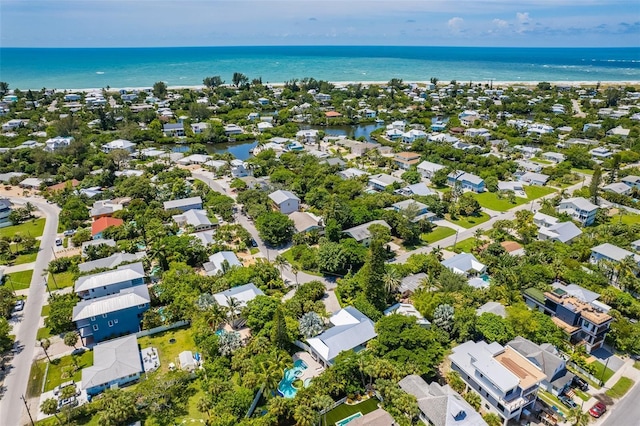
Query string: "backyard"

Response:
xmin=0 ymin=218 xmax=46 ymax=239
xmin=137 ymin=326 xmax=195 ymax=373
xmin=6 ymin=269 xmax=34 ymax=290
xmin=473 ymin=186 xmax=556 ymax=212
xmin=28 ymin=350 xmax=94 ymax=396
xmin=323 ymin=397 xmax=380 ymax=426
xmin=445 ymin=212 xmax=490 ymax=229
xmin=420 ymin=226 xmax=456 ymax=244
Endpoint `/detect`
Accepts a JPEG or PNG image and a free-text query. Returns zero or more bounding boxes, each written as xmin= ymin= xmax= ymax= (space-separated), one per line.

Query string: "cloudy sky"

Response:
xmin=1 ymin=0 xmax=639 ymax=48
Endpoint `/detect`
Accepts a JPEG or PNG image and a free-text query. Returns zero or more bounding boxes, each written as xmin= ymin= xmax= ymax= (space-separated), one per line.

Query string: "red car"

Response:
xmin=589 ymin=402 xmax=606 ymax=418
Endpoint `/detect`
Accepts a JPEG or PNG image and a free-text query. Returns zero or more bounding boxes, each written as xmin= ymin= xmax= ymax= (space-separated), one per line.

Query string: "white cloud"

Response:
xmin=493 ymin=18 xmax=508 ymax=28
xmin=516 ymin=12 xmax=530 ymax=23
xmin=448 ymin=16 xmax=464 ymax=32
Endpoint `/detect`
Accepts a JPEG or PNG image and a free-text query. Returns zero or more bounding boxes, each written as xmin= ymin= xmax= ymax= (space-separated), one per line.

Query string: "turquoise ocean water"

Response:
xmin=1 ymin=46 xmax=639 ymax=90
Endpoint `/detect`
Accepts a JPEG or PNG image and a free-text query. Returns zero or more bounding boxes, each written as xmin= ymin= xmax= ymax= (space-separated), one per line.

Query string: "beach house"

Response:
xmin=82 ymin=335 xmax=143 ymax=396
xmin=75 ymin=262 xmax=145 ymax=300
xmin=306 ymin=307 xmax=376 ymax=367
xmin=393 ymin=152 xmax=421 ymax=170
xmin=556 ymin=197 xmax=598 ymax=226
xmin=163 ymin=123 xmax=185 ymax=137
xmin=163 ymin=196 xmax=203 ymax=212
xmin=449 ymin=340 xmax=546 ymax=423
xmin=447 ymin=170 xmax=485 ymax=193
xmin=172 ymin=209 xmax=215 ymax=232
xmin=78 ymin=252 xmax=146 ymax=274
xmin=268 ymin=190 xmax=300 ymax=214
xmin=399 ymin=375 xmax=486 ymax=426
xmin=343 ymin=220 xmax=391 ymax=246
xmin=0 ymin=199 xmax=12 ymax=228
xmin=102 ymin=139 xmax=136 ymax=153
xmin=91 ymin=217 xmax=124 ymax=239
xmin=72 ymin=285 xmax=150 ymax=344
xmin=213 ymin=283 xmax=264 ymax=314
xmin=368 ymin=173 xmax=404 ymax=191
xmin=204 ymin=251 xmax=242 ymax=276
xmin=417 ymin=161 xmax=446 ymax=179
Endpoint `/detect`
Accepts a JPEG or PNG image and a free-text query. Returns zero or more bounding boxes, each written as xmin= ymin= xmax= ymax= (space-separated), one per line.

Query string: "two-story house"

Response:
xmin=72 ymin=285 xmax=150 ymax=344
xmin=417 ymin=161 xmax=446 ymax=179
xmin=447 ymin=170 xmax=485 ymax=193
xmin=91 ymin=217 xmax=124 ymax=240
xmin=74 ymin=262 xmax=146 ymax=300
xmin=393 ymin=152 xmax=421 ymax=170
xmin=368 ymin=174 xmax=404 ymax=191
xmin=172 ymin=209 xmax=215 ymax=232
xmin=102 ymin=139 xmax=136 ymax=153
xmin=390 ymin=200 xmax=435 ymax=222
xmin=0 ymin=199 xmax=12 ymax=228
xmin=268 ymin=190 xmax=300 ymax=214
xmin=523 ymin=282 xmax=613 ymax=352
xmin=557 ymin=197 xmax=598 ymax=226
xmin=449 ymin=340 xmax=546 ymax=423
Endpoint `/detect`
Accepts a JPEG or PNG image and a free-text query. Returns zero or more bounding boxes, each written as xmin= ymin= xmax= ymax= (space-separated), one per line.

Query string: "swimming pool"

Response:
xmin=335 ymin=412 xmax=363 ymax=426
xmin=277 ymin=359 xmax=308 ymax=398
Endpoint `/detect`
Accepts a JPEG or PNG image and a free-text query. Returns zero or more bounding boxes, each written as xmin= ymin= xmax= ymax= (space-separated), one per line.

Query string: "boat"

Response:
xmin=375 ymin=118 xmax=384 ymax=124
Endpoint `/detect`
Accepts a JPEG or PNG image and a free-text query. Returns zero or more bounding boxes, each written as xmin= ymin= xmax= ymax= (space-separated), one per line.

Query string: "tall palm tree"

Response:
xmin=293 ymin=404 xmax=318 ymax=426
xmin=225 ymin=296 xmax=241 ymax=327
xmin=382 ymin=268 xmax=401 ymax=295
xmin=274 ymin=255 xmax=289 ymax=276
xmin=40 ymin=338 xmax=52 ymax=362
xmin=291 ymin=265 xmax=300 ymax=288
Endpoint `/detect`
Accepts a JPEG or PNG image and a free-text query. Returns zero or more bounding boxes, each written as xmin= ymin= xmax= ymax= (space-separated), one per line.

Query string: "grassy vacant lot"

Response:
xmin=448 ymin=237 xmax=477 ymax=253
xmin=0 ymin=247 xmax=38 ymax=266
xmin=590 ymin=360 xmax=615 ymax=384
xmin=137 ymin=327 xmax=195 ymax=373
xmin=606 ymin=377 xmax=634 ymax=399
xmin=323 ymin=397 xmax=379 ymax=426
xmin=0 ymin=218 xmax=46 ymax=239
xmin=620 ymin=214 xmax=640 ymax=225
xmin=421 ymin=226 xmax=456 ymax=244
xmin=473 ymin=186 xmax=556 ymax=212
xmin=48 ymin=271 xmax=75 ymax=290
xmin=446 ymin=212 xmax=490 ymax=229
xmin=6 ymin=269 xmax=34 ymax=290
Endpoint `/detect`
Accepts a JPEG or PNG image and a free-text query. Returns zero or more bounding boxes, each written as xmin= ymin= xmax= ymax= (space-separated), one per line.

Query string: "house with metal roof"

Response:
xmin=397 ymin=272 xmax=428 ymax=295
xmin=172 ymin=209 xmax=215 ymax=232
xmin=394 ymin=182 xmax=438 ymax=197
xmin=163 ymin=196 xmax=203 ymax=212
xmin=621 ymin=175 xmax=640 ymax=189
xmin=343 ymin=220 xmax=391 ymax=246
xmin=203 ymin=251 xmax=242 ymax=276
xmin=72 ymin=285 xmax=150 ymax=344
xmin=75 ymin=262 xmax=145 ymax=300
xmin=447 ymin=170 xmax=485 ymax=193
xmin=476 ymin=301 xmax=506 ymax=318
xmin=306 ymin=307 xmax=376 ymax=367
xmin=557 ymin=197 xmax=598 ymax=226
xmin=384 ymin=303 xmax=431 ymax=328
xmin=590 ymin=243 xmax=640 ymax=265
xmin=82 ymin=335 xmax=143 ymax=396
xmin=213 ymin=283 xmax=264 ymax=314
xmin=537 ymin=221 xmax=582 ymax=244
xmin=518 ymin=171 xmax=550 ymax=186
xmin=441 ymin=253 xmax=486 ymax=277
xmin=78 ymin=252 xmax=146 ymax=274
xmin=602 ymin=182 xmax=632 ymax=196
xmin=102 ymin=139 xmax=136 ymax=153
xmin=268 ymin=190 xmax=300 ymax=214
xmin=399 ymin=375 xmax=487 ymax=426
xmin=289 ymin=211 xmax=323 ymax=234
xmin=337 ymin=167 xmax=369 ymax=180
xmin=368 ymin=173 xmax=404 ymax=191
xmin=449 ymin=340 xmax=546 ymax=423
xmin=391 ymin=199 xmax=435 ymax=222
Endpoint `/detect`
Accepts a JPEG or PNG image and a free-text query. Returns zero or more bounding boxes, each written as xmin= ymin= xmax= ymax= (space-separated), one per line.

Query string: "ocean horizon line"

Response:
xmin=2 ymin=45 xmax=638 ymax=50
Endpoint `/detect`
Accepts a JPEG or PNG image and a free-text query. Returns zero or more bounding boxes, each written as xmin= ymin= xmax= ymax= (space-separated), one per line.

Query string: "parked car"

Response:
xmin=14 ymin=300 xmax=25 ymax=312
xmin=250 ymin=238 xmax=258 ymax=248
xmin=63 ymin=230 xmax=76 ymax=237
xmin=589 ymin=402 xmax=606 ymax=418
xmin=558 ymin=395 xmax=578 ymax=409
xmin=572 ymin=376 xmax=589 ymax=392
xmin=57 ymin=396 xmax=78 ymax=410
xmin=55 ymin=237 xmax=63 ymax=246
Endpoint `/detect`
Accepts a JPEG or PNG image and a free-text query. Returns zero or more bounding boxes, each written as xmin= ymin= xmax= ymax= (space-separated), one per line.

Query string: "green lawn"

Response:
xmin=41 ymin=304 xmax=50 ymax=317
xmin=0 ymin=218 xmax=46 ymax=239
xmin=572 ymin=168 xmax=594 ymax=175
xmin=574 ymin=389 xmax=590 ymax=401
xmin=620 ymin=214 xmax=640 ymax=225
xmin=48 ymin=271 xmax=75 ymax=290
xmin=27 ymin=358 xmax=48 ymax=398
xmin=42 ymin=350 xmax=93 ymax=392
xmin=13 ymin=250 xmax=38 ymax=265
xmin=137 ymin=326 xmax=195 ymax=373
xmin=605 ymin=377 xmax=634 ymax=399
xmin=175 ymin=385 xmax=207 ymax=423
xmin=446 ymin=212 xmax=490 ymax=229
xmin=473 ymin=186 xmax=556 ymax=212
xmin=37 ymin=326 xmax=52 ymax=340
xmin=447 ymin=237 xmax=477 ymax=253
xmin=590 ymin=360 xmax=615 ymax=384
xmin=634 ymin=360 xmax=640 ymax=370
xmin=323 ymin=397 xmax=380 ymax=426
xmin=6 ymin=269 xmax=34 ymax=290
xmin=531 ymin=157 xmax=553 ymax=165
xmin=421 ymin=226 xmax=456 ymax=244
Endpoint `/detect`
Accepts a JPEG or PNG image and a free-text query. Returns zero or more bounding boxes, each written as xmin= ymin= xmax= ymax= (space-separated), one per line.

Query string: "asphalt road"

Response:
xmin=0 ymin=198 xmax=59 ymax=426
xmin=599 ymin=380 xmax=640 ymax=426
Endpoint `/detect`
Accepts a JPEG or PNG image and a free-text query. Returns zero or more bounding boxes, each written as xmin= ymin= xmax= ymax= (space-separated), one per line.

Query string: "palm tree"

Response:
xmin=196 ymin=397 xmax=213 ymax=419
xmin=291 ymin=265 xmax=300 ymax=288
xmin=293 ymin=404 xmax=318 ymax=426
xmin=567 ymin=407 xmax=591 ymax=426
xmin=63 ymin=331 xmax=78 ymax=349
xmin=382 ymin=268 xmax=401 ymax=294
xmin=41 ymin=338 xmax=52 ymax=362
xmin=274 ymin=255 xmax=289 ymax=276
xmin=41 ymin=398 xmax=60 ymax=423
xmin=225 ymin=296 xmax=242 ymax=328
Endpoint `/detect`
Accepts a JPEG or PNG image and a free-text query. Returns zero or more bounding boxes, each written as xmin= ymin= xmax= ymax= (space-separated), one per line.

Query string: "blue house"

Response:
xmin=72 ymin=285 xmax=150 ymax=344
xmin=74 ymin=262 xmax=146 ymax=300
xmin=81 ymin=335 xmax=143 ymax=396
xmin=447 ymin=170 xmax=485 ymax=193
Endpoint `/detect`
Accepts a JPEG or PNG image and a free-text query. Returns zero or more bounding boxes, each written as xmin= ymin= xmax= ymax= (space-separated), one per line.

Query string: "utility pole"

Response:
xmin=453 ymin=230 xmax=459 ymax=250
xmin=20 ymin=394 xmax=34 ymax=426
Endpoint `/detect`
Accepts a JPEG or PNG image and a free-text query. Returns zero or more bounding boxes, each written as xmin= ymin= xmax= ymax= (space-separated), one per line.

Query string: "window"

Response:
xmin=498 ymin=403 xmax=505 ymax=412
xmin=114 ymin=319 xmax=119 ymax=324
xmin=93 ymin=324 xmax=99 ymax=331
xmin=138 ymin=304 xmax=146 ymax=309
xmin=102 ymin=314 xmax=107 ymax=318
xmin=108 ymin=320 xmax=114 ymax=327
xmin=90 ymin=316 xmax=95 ymax=321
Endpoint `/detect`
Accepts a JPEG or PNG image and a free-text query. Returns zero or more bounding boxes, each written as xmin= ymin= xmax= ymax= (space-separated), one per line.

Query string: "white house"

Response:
xmin=213 ymin=282 xmax=264 ymax=312
xmin=204 ymin=251 xmax=242 ymax=275
xmin=557 ymin=197 xmax=598 ymax=226
xmin=269 ymin=190 xmax=300 ymax=214
xmin=343 ymin=220 xmax=391 ymax=246
xmin=172 ymin=209 xmax=215 ymax=232
xmin=45 ymin=136 xmax=73 ymax=152
xmin=417 ymin=161 xmax=446 ymax=179
xmin=102 ymin=139 xmax=136 ymax=153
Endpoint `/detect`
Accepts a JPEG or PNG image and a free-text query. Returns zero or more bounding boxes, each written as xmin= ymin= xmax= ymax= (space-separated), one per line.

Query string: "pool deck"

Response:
xmin=293 ymin=351 xmax=324 ymax=382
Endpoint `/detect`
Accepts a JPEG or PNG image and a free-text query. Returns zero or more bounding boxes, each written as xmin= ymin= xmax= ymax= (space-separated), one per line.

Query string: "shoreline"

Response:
xmin=54 ymin=80 xmax=640 ymax=93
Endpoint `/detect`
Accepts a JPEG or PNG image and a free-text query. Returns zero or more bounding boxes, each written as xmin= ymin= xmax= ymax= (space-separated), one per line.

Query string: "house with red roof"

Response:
xmin=48 ymin=179 xmax=80 ymax=192
xmin=91 ymin=217 xmax=124 ymax=239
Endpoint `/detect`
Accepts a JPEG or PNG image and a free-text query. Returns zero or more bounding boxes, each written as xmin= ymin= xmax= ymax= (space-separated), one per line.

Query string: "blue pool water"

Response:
xmin=215 ymin=329 xmax=224 ymax=336
xmin=336 ymin=412 xmax=363 ymax=426
xmin=480 ymin=273 xmax=491 ymax=282
xmin=277 ymin=359 xmax=308 ymax=398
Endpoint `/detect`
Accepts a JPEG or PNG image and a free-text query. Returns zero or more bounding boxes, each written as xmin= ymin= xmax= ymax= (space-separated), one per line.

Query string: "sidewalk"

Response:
xmin=583 ymin=357 xmax=640 ymax=419
xmin=3 ymin=261 xmax=35 ymax=273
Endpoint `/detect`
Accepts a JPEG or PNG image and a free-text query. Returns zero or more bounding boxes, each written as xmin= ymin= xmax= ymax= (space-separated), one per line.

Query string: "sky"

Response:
xmin=1 ymin=0 xmax=639 ymax=48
